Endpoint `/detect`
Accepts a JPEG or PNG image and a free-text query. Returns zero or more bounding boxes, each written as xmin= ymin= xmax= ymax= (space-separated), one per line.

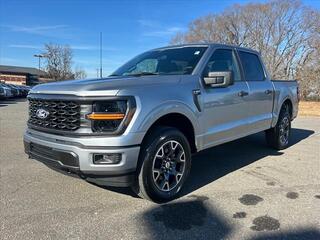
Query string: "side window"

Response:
xmin=238 ymin=51 xmax=265 ymax=81
xmin=203 ymin=49 xmax=241 ymax=81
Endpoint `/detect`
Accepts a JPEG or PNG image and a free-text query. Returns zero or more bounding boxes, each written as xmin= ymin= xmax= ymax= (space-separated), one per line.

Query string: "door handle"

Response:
xmin=265 ymin=89 xmax=272 ymax=95
xmin=238 ymin=91 xmax=249 ymax=97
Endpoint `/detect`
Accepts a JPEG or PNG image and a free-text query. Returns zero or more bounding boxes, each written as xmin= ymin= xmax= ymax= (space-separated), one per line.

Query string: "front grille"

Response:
xmin=28 ymin=99 xmax=81 ymax=131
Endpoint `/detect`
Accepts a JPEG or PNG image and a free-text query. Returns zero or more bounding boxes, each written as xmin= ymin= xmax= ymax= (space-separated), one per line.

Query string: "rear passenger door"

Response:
xmin=238 ymin=50 xmax=274 ymax=132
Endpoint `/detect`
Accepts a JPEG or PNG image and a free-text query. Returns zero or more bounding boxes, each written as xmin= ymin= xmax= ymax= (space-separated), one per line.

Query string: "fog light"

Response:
xmin=93 ymin=153 xmax=122 ymax=164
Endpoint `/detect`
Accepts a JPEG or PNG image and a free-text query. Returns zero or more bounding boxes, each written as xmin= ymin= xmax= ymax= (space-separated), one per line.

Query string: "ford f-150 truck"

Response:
xmin=24 ymin=44 xmax=299 ymax=202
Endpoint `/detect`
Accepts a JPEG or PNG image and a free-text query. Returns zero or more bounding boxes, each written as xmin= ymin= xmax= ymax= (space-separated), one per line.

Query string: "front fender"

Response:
xmin=136 ymin=100 xmax=200 ymax=136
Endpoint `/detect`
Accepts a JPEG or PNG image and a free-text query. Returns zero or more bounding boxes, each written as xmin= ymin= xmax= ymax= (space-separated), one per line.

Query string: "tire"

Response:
xmin=265 ymin=104 xmax=291 ymax=150
xmin=132 ymin=126 xmax=192 ymax=203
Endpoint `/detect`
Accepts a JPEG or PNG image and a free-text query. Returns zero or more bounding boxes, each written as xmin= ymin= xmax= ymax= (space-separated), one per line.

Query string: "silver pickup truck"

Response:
xmin=24 ymin=44 xmax=299 ymax=202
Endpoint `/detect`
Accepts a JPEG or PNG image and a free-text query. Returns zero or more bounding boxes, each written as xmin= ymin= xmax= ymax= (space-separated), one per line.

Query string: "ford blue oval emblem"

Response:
xmin=36 ymin=108 xmax=50 ymax=119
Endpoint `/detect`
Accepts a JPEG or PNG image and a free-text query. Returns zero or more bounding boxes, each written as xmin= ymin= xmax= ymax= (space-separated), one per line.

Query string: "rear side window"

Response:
xmin=239 ymin=51 xmax=265 ymax=81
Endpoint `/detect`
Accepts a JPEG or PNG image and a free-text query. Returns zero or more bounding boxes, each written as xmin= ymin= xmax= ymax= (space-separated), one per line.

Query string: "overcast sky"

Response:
xmin=1 ymin=0 xmax=319 ymax=78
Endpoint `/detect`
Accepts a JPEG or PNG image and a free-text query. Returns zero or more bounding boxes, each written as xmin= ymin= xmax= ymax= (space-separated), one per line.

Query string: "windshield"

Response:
xmin=111 ymin=46 xmax=207 ymax=76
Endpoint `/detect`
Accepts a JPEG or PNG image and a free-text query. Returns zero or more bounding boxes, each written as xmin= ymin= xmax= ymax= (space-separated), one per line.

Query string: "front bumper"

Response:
xmin=24 ymin=129 xmax=142 ymax=187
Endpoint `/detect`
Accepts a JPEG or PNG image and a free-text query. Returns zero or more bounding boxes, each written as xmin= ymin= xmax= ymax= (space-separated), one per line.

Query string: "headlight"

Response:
xmin=86 ymin=98 xmax=136 ymax=134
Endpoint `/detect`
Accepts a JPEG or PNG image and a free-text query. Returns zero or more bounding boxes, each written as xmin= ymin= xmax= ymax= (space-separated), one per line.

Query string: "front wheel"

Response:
xmin=265 ymin=104 xmax=291 ymax=150
xmin=132 ymin=127 xmax=191 ymax=203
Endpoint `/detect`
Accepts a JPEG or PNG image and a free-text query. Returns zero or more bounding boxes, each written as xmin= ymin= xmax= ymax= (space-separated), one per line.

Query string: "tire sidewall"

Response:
xmin=140 ymin=128 xmax=191 ymax=202
xmin=276 ymin=107 xmax=291 ymax=149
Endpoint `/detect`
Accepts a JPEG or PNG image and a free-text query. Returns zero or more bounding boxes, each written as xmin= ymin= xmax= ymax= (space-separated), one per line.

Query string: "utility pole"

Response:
xmin=34 ymin=54 xmax=44 ymax=71
xmin=100 ymin=32 xmax=103 ymax=78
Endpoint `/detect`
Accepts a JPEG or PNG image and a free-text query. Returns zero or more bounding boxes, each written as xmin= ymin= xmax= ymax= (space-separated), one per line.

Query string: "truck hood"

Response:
xmin=30 ymin=75 xmax=181 ymax=96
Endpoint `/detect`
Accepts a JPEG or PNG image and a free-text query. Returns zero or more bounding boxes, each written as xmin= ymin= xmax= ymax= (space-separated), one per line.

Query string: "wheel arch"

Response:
xmin=272 ymin=96 xmax=294 ymax=127
xmin=140 ymin=112 xmax=197 ymax=154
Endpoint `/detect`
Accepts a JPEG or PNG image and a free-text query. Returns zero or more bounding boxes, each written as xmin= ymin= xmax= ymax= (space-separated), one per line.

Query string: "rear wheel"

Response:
xmin=132 ymin=127 xmax=191 ymax=202
xmin=265 ymin=104 xmax=291 ymax=150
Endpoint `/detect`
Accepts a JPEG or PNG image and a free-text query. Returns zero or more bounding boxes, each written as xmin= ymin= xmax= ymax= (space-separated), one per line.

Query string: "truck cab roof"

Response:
xmin=154 ymin=43 xmax=260 ymax=55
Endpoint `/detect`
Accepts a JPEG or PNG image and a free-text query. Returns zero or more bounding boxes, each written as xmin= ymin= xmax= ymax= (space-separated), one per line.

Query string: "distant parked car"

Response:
xmin=0 ymin=83 xmax=14 ymax=99
xmin=0 ymin=85 xmax=5 ymax=99
xmin=19 ymin=85 xmax=31 ymax=97
xmin=3 ymin=84 xmax=18 ymax=97
xmin=15 ymin=85 xmax=26 ymax=97
xmin=0 ymin=84 xmax=30 ymax=98
xmin=7 ymin=84 xmax=22 ymax=97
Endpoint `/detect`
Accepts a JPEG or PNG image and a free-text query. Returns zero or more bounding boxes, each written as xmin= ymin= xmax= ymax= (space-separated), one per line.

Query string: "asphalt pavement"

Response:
xmin=1 ymin=99 xmax=319 ymax=240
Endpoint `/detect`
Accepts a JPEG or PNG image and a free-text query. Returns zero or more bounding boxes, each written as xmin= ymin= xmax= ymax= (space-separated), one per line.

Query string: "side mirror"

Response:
xmin=203 ymin=71 xmax=233 ymax=88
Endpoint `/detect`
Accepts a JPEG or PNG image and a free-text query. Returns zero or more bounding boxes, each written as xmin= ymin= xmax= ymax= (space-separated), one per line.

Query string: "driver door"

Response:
xmin=199 ymin=48 xmax=250 ymax=149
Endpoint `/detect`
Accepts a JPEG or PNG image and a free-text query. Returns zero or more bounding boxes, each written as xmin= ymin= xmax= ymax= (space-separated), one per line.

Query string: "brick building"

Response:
xmin=0 ymin=65 xmax=51 ymax=86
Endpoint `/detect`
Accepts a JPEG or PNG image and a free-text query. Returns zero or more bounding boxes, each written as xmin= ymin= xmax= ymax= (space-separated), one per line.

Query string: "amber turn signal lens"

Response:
xmin=87 ymin=113 xmax=125 ymax=120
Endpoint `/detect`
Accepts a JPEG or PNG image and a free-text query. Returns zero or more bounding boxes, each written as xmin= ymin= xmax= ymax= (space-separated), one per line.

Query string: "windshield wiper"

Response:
xmin=126 ymin=72 xmax=159 ymax=77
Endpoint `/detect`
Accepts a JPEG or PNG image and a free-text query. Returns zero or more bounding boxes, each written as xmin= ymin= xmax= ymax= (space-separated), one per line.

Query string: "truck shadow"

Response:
xmin=139 ymin=199 xmax=320 ymax=240
xmin=182 ymin=128 xmax=314 ymax=197
xmin=139 ymin=194 xmax=232 ymax=239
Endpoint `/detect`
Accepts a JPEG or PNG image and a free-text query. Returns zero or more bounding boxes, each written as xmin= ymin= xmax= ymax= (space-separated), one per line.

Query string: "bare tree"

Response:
xmin=171 ymin=0 xmax=319 ymax=100
xmin=43 ymin=44 xmax=87 ymax=81
xmin=74 ymin=66 xmax=87 ymax=79
xmin=296 ymin=9 xmax=320 ymax=100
